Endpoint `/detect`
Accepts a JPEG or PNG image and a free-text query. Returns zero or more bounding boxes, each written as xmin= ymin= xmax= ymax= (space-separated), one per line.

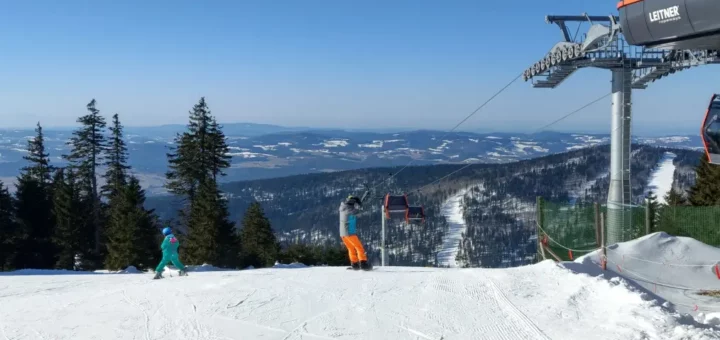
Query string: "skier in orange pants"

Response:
xmin=339 ymin=194 xmax=372 ymax=270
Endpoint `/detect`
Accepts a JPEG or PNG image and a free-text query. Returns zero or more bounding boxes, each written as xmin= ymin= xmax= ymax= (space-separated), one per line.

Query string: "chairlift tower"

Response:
xmin=524 ymin=14 xmax=720 ymax=244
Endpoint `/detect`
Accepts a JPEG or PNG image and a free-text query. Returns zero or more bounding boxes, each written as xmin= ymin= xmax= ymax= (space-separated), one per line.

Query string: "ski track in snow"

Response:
xmin=438 ymin=188 xmax=469 ymax=267
xmin=1 ymin=259 xmax=718 ymax=340
xmin=645 ymin=152 xmax=677 ymax=205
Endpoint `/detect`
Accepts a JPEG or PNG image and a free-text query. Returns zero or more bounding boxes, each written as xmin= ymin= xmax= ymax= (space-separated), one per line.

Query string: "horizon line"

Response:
xmin=0 ymin=122 xmax=697 ymax=137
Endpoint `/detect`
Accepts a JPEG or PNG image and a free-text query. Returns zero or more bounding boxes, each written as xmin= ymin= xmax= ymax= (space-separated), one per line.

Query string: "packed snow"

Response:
xmin=437 ymin=188 xmax=469 ymax=267
xmin=2 ymin=234 xmax=720 ymax=339
xmin=1 ymin=258 xmax=718 ymax=339
xmin=645 ymin=152 xmax=677 ymax=204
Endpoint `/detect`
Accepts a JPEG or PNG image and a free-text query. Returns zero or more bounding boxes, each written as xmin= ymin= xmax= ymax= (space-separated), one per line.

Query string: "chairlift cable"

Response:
xmin=532 ymin=92 xmax=610 ymax=133
xmin=367 ymin=72 xmax=524 ymax=193
xmin=407 ymin=92 xmax=611 ymax=197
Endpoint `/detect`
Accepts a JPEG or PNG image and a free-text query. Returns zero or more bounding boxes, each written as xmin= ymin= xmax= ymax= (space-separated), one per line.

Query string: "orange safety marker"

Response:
xmin=714 ymin=264 xmax=720 ymax=280
xmin=568 ymin=250 xmax=574 ymax=261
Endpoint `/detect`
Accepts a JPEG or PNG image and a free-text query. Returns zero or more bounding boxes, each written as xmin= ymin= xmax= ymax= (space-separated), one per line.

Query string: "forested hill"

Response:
xmin=145 ymin=144 xmax=703 ymax=267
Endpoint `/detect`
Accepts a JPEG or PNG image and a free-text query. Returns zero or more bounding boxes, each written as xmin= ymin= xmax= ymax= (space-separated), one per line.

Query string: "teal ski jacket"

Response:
xmin=161 ymin=234 xmax=180 ymax=255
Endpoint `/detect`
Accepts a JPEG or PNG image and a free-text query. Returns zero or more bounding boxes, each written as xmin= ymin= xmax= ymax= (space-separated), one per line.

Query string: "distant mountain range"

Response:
xmin=0 ymin=122 xmax=705 ymax=196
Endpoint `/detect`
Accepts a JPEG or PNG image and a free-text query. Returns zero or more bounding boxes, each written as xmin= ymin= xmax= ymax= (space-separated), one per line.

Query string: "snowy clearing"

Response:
xmin=438 ymin=188 xmax=469 ymax=267
xmin=2 ymin=252 xmax=720 ymax=339
xmin=645 ymin=152 xmax=677 ymax=204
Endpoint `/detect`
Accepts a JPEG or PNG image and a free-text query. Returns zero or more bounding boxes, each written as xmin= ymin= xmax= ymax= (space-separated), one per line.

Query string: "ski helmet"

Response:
xmin=162 ymin=227 xmax=172 ymax=236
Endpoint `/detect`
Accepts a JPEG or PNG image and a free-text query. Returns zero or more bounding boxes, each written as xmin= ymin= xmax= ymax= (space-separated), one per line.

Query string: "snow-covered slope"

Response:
xmin=438 ymin=188 xmax=469 ymax=267
xmin=571 ymin=232 xmax=720 ymax=317
xmin=2 ymin=259 xmax=719 ymax=339
xmin=645 ymin=152 xmax=678 ymax=204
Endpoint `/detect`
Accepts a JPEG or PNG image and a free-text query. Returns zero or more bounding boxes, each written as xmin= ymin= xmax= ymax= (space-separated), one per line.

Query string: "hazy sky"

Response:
xmin=0 ymin=0 xmax=717 ymax=135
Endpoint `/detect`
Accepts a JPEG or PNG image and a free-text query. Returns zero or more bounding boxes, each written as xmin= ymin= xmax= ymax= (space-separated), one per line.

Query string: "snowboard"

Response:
xmin=346 ymin=265 xmax=374 ymax=271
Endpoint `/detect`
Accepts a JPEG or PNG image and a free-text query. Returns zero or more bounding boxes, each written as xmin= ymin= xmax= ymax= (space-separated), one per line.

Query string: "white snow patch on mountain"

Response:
xmin=253 ymin=144 xmax=278 ymax=151
xmin=318 ymin=139 xmax=348 ymax=147
xmin=359 ymin=141 xmax=383 ymax=148
xmin=513 ymin=141 xmax=550 ymax=153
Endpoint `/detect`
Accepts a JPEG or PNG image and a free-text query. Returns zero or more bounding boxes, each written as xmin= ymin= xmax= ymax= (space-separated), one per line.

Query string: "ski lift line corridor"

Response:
xmin=367 ymin=72 xmax=524 ymax=193
xmin=374 ymin=90 xmax=616 ymax=266
xmin=400 ymin=91 xmax=613 ymax=199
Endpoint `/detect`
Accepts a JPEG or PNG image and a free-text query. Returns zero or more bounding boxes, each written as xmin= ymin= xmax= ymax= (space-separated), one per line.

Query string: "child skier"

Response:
xmin=153 ymin=227 xmax=188 ymax=279
xmin=339 ymin=194 xmax=372 ymax=270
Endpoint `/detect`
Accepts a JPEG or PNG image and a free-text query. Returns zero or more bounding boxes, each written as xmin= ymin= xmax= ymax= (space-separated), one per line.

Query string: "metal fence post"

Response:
xmin=381 ymin=205 xmax=386 ymax=266
xmin=645 ymin=198 xmax=651 ymax=235
xmin=600 ymin=211 xmax=607 ymax=270
xmin=594 ymin=202 xmax=600 ymax=246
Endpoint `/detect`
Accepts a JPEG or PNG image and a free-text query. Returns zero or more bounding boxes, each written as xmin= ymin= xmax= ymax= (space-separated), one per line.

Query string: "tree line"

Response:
xmin=0 ymin=98 xmax=346 ymax=272
xmin=642 ymin=153 xmax=720 ymax=244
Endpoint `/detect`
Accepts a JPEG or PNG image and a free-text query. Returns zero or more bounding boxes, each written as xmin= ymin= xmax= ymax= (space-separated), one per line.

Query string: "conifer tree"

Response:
xmin=165 ymin=97 xmax=237 ymax=267
xmin=14 ymin=122 xmax=57 ymax=269
xmin=105 ymin=176 xmax=159 ymax=270
xmin=0 ymin=180 xmax=20 ymax=271
xmin=238 ymin=201 xmax=279 ymax=268
xmin=52 ymin=168 xmax=91 ymax=269
xmin=63 ymin=99 xmax=108 ymax=256
xmin=664 ymin=188 xmax=687 ymax=206
xmin=644 ymin=191 xmax=659 ymax=233
xmin=21 ymin=122 xmax=55 ymax=186
xmin=687 ymin=155 xmax=720 ymax=206
xmin=183 ymin=179 xmax=238 ymax=266
xmin=102 ymin=113 xmax=130 ymax=199
xmin=207 ymin=117 xmax=231 ymax=182
xmin=166 ymin=97 xmax=213 ymax=200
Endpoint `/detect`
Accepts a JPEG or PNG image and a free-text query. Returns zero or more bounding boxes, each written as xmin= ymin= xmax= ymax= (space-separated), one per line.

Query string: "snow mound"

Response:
xmin=0 ymin=269 xmax=103 ymax=276
xmin=102 ymin=265 xmax=143 ymax=274
xmin=570 ymin=232 xmax=720 ymax=316
xmin=272 ymin=261 xmax=308 ymax=269
xmin=186 ymin=263 xmax=229 ymax=272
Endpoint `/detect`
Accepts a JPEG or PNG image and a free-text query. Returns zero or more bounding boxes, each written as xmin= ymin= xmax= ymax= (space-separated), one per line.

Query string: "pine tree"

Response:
xmin=166 ymin=97 xmax=214 ymax=200
xmin=183 ymin=179 xmax=238 ymax=267
xmin=63 ymin=99 xmax=108 ymax=257
xmin=238 ymin=201 xmax=279 ymax=268
xmin=21 ymin=122 xmax=55 ymax=186
xmin=52 ymin=168 xmax=92 ymax=270
xmin=164 ymin=97 xmax=237 ymax=267
xmin=14 ymin=122 xmax=57 ymax=269
xmin=0 ymin=180 xmax=21 ymax=271
xmin=105 ymin=177 xmax=159 ymax=271
xmin=102 ymin=113 xmax=130 ymax=199
xmin=207 ymin=117 xmax=231 ymax=182
xmin=644 ymin=191 xmax=659 ymax=233
xmin=687 ymin=154 xmax=720 ymax=206
xmin=664 ymin=188 xmax=687 ymax=206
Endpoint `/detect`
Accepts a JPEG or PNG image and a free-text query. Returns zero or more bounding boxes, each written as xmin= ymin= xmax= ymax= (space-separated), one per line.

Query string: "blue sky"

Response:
xmin=0 ymin=0 xmax=716 ymax=135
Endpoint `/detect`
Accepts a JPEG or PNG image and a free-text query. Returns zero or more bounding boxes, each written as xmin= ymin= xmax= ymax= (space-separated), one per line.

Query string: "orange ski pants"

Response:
xmin=341 ymin=235 xmax=367 ymax=263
